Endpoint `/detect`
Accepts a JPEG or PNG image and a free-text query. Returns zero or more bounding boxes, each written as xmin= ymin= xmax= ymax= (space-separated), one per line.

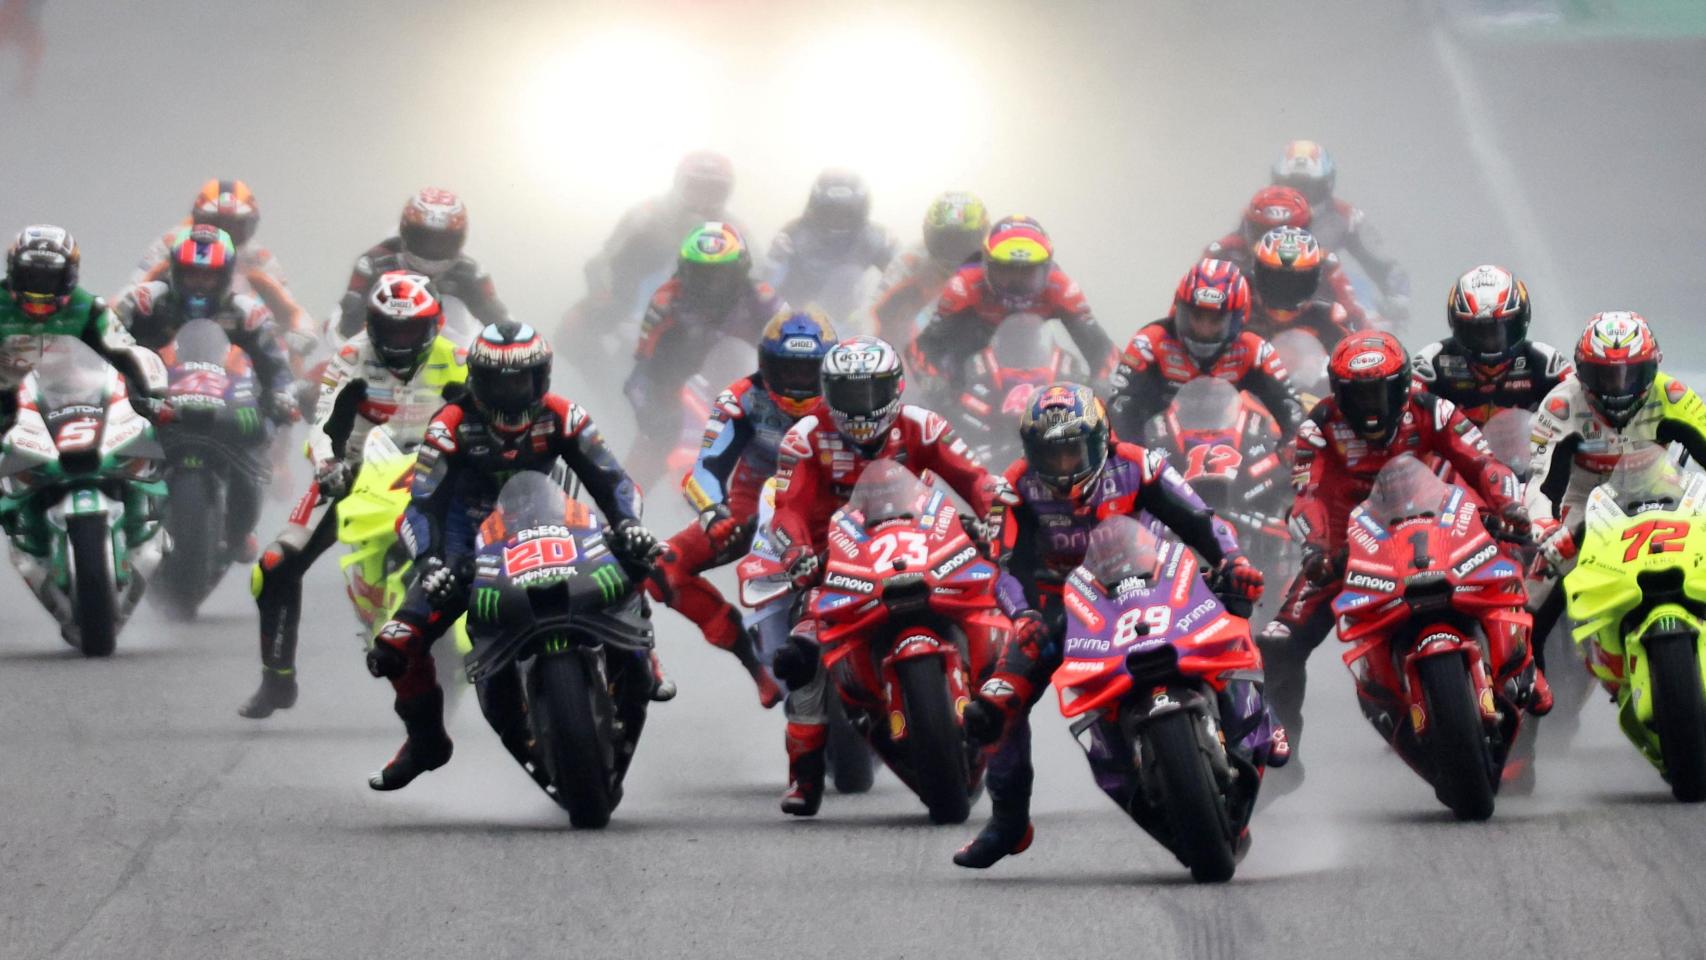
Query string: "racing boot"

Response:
xmin=238 ymin=667 xmax=299 ymax=719
xmin=716 ymin=618 xmax=782 ymax=709
xmin=954 ymin=798 xmax=1034 ymax=869
xmin=648 ymin=649 xmax=677 ymax=702
xmin=1525 ymin=665 xmax=1555 ymax=717
xmin=1266 ymin=721 xmax=1292 ymax=767
xmin=369 ymin=687 xmax=454 ymax=791
xmin=780 ymin=721 xmax=827 ymax=816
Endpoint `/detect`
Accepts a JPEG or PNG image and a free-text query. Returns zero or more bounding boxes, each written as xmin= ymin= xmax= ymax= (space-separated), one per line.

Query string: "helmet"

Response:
xmin=922 ymin=190 xmax=989 ymax=265
xmin=1447 ymin=264 xmax=1531 ymax=364
xmin=677 ymin=221 xmax=751 ymax=309
xmin=758 ymin=306 xmax=837 ymax=418
xmin=190 ymin=179 xmax=259 ymax=247
xmin=1241 ymin=185 xmax=1312 ymax=245
xmin=365 ymin=271 xmax=443 ymax=378
xmin=820 ymin=335 xmax=904 ymax=445
xmin=169 ymin=225 xmax=236 ymax=320
xmin=1019 ymin=382 xmax=1110 ymax=499
xmin=983 ymin=215 xmax=1053 ymax=310
xmin=803 ymin=169 xmax=871 ymax=238
xmin=1575 ymin=311 xmax=1660 ymax=428
xmin=1172 ymin=259 xmax=1251 ymax=363
xmin=1251 ymin=226 xmax=1324 ymax=320
xmin=1328 ymin=331 xmax=1411 ymax=443
xmin=467 ymin=321 xmax=552 ymax=435
xmin=1271 ymin=139 xmax=1337 ymax=208
xmin=398 ymin=188 xmax=468 ymax=272
xmin=674 ymin=150 xmax=734 ymax=218
xmin=6 ymin=225 xmax=80 ymax=319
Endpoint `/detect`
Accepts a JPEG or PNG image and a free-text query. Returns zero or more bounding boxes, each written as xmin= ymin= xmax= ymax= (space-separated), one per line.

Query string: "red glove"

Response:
xmin=1218 ymin=555 xmax=1265 ymax=602
xmin=781 ymin=545 xmax=820 ymax=590
xmin=698 ymin=505 xmax=748 ymax=551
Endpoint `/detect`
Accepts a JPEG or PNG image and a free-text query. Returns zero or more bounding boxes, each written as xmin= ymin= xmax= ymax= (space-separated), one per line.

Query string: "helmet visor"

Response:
xmin=824 ymin=373 xmax=899 ymax=418
xmin=370 ymin=314 xmax=436 ymax=365
xmin=679 ymin=259 xmax=744 ymax=306
xmin=987 ymin=260 xmax=1048 ymax=304
xmin=471 ymin=366 xmax=540 ymax=416
xmin=759 ymin=351 xmax=823 ymax=401
xmin=1579 ymin=358 xmax=1656 ymax=414
xmin=1178 ymin=305 xmax=1234 ymax=356
xmin=198 ymin=211 xmax=256 ymax=247
xmin=11 ymin=253 xmax=69 ymax=300
xmin=1023 ymin=430 xmax=1108 ymax=491
xmin=924 ymin=227 xmax=981 ymax=264
xmin=1254 ymin=263 xmax=1319 ymax=308
xmin=1275 ymin=173 xmax=1331 ymax=207
xmin=1334 ymin=375 xmax=1408 ymax=440
xmin=678 ymin=177 xmax=731 ymax=217
xmin=1453 ymin=317 xmax=1512 ymax=357
xmin=400 ymin=223 xmax=463 ymax=264
xmin=176 ymin=265 xmax=227 ymax=301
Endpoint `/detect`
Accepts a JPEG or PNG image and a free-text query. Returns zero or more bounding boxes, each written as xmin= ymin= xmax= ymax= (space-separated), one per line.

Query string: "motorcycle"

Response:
xmin=1331 ymin=454 xmax=1534 ymax=820
xmin=1270 ymin=328 xmax=1329 ymax=411
xmin=1142 ymin=377 xmax=1293 ymax=583
xmin=0 ymin=336 xmax=167 ymax=655
xmin=946 ymin=313 xmax=1089 ymax=468
xmin=151 ymin=318 xmax=271 ymax=619
xmin=744 ymin=460 xmax=1006 ymax=823
xmin=1565 ymin=444 xmax=1706 ymax=802
xmin=1051 ymin=515 xmax=1279 ymax=882
xmin=461 ymin=470 xmax=657 ymax=828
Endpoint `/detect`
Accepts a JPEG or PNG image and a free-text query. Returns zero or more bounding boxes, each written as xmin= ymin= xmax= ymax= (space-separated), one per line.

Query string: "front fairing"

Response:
xmin=336 ymin=432 xmax=418 ymax=628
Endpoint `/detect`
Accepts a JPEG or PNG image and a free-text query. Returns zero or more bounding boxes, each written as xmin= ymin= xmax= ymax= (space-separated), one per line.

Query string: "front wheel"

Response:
xmin=895 ymin=657 xmax=971 ymax=824
xmin=1147 ymin=709 xmax=1237 ymax=883
xmin=1648 ymin=634 xmax=1706 ymax=803
xmin=827 ymin=694 xmax=875 ymax=794
xmin=1417 ymin=654 xmax=1496 ymax=821
xmin=67 ymin=515 xmax=118 ymax=657
xmin=533 ymin=651 xmax=617 ymax=828
xmin=157 ymin=468 xmax=223 ymax=619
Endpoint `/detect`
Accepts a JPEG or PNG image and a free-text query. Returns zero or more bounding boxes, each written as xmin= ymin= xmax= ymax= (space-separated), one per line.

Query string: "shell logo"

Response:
xmin=889 ymin=711 xmax=906 ymax=739
xmin=1410 ymin=703 xmax=1427 ymax=733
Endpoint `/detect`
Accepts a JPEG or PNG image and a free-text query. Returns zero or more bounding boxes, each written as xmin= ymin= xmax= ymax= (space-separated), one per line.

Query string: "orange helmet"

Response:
xmin=190 ymin=179 xmax=259 ymax=246
xmin=1252 ymin=226 xmax=1324 ymax=320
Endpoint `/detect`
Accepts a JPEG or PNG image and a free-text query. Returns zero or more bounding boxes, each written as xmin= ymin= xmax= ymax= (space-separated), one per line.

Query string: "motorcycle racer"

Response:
xmin=860 ymin=190 xmax=988 ymax=345
xmin=645 ymin=307 xmax=838 ymax=707
xmin=765 ymin=335 xmax=1014 ymax=816
xmin=240 ymin=272 xmax=468 ymax=719
xmin=1244 ymin=226 xmax=1366 ymax=347
xmin=1271 ymin=140 xmax=1412 ymax=322
xmin=1107 ymin=258 xmax=1306 ymax=439
xmin=952 ymin=383 xmax=1270 ymax=868
xmin=763 ymin=169 xmax=896 ymax=323
xmin=1203 ymin=185 xmax=1365 ymax=317
xmin=1257 ymin=331 xmax=1536 ymax=760
xmin=363 ymin=321 xmax=664 ymax=792
xmin=1410 ymin=265 xmax=1572 ymax=425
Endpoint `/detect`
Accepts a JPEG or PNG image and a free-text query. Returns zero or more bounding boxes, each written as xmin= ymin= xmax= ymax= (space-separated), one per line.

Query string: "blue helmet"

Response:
xmin=1019 ymin=382 xmax=1110 ymax=498
xmin=758 ymin=306 xmax=837 ymax=417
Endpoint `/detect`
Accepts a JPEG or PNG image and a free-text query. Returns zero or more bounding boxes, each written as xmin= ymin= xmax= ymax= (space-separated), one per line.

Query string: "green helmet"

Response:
xmin=677 ymin=221 xmax=751 ymax=308
xmin=922 ymin=191 xmax=988 ymax=265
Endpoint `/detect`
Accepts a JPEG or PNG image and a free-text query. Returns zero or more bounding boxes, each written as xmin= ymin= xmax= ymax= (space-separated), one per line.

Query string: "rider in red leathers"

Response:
xmin=766 ymin=335 xmax=1014 ymax=816
xmin=1204 ymin=185 xmax=1367 ymax=324
xmin=1245 ymin=226 xmax=1365 ymax=349
xmin=1257 ymin=331 xmax=1542 ymax=765
xmin=861 ymin=191 xmax=989 ymax=346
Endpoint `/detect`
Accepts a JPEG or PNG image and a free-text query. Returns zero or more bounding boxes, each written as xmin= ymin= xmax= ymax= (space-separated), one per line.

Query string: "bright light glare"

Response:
xmin=518 ymin=27 xmax=715 ymax=200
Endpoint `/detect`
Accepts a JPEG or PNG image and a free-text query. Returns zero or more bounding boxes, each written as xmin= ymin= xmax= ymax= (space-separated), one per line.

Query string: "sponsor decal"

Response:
xmin=823 ymin=571 xmax=876 ymax=594
xmin=1344 ymin=570 xmax=1397 ymax=593
xmin=1667 ymin=379 xmax=1687 ymax=404
xmin=1174 ymin=596 xmax=1218 ymax=632
xmin=472 ymin=587 xmax=501 ymax=621
xmin=1064 ymin=636 xmax=1111 ymax=655
xmin=1347 ymin=350 xmax=1387 ymax=371
xmin=1450 ymin=542 xmax=1497 ymax=578
xmin=590 ymin=565 xmax=626 ymax=604
xmin=931 ymin=545 xmax=977 ymax=579
xmin=504 ymin=536 xmax=578 ymax=575
xmin=1064 ymin=587 xmax=1105 ymax=632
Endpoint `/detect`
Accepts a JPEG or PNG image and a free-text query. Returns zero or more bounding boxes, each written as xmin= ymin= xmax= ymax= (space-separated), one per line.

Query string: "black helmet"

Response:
xmin=7 ymin=225 xmax=80 ymax=319
xmin=468 ymin=321 xmax=552 ymax=435
xmin=804 ymin=169 xmax=871 ymax=237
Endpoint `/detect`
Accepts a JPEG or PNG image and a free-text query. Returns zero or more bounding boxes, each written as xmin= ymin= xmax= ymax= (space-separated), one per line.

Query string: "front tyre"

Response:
xmin=157 ymin=468 xmax=223 ymax=619
xmin=1417 ymin=654 xmax=1496 ymax=821
xmin=827 ymin=694 xmax=875 ymax=794
xmin=1147 ymin=709 xmax=1237 ymax=883
xmin=67 ymin=515 xmax=118 ymax=657
xmin=896 ymin=657 xmax=971 ymax=824
xmin=534 ymin=650 xmax=617 ymax=828
xmin=1648 ymin=634 xmax=1706 ymax=803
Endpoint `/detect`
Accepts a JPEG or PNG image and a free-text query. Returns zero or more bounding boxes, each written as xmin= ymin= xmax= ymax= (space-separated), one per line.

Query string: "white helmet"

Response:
xmin=820 ymin=335 xmax=904 ymax=445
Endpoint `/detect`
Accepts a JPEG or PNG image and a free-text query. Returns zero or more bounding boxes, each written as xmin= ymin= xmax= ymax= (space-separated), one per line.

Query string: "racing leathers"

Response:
xmin=768 ymin=402 xmax=1008 ymax=812
xmin=645 ymin=373 xmax=799 ymax=704
xmin=858 ymin=243 xmax=964 ymax=345
xmin=623 ymin=277 xmax=784 ymax=488
xmin=241 ymin=334 xmax=467 ymax=717
xmin=1204 ymin=234 xmax=1365 ymax=323
xmin=0 ymin=283 xmax=164 ymax=432
xmin=763 ymin=219 xmax=896 ymax=323
xmin=1107 ymin=321 xmax=1306 ymax=439
xmin=1258 ymin=392 xmax=1523 ymax=750
xmin=1524 ymin=373 xmax=1706 ymax=659
xmin=333 ymin=238 xmax=508 ymax=345
xmin=574 ymin=195 xmax=750 ymax=333
xmin=365 ymin=393 xmax=649 ymax=789
xmin=909 ymin=263 xmax=1120 ymax=399
xmin=1410 ymin=337 xmax=1572 ymax=426
xmin=1245 ymin=296 xmax=1360 ymax=353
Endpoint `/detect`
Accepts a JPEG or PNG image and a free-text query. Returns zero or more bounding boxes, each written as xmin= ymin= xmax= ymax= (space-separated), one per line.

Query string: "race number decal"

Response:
xmin=869 ymin=530 xmax=928 ymax=572
xmin=1621 ymin=519 xmax=1689 ymax=562
xmin=1112 ymin=606 xmax=1170 ymax=644
xmin=503 ymin=536 xmax=578 ymax=575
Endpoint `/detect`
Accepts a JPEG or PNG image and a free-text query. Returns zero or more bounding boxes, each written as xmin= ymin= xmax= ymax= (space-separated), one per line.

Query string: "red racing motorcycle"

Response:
xmin=1331 ymin=454 xmax=1535 ymax=820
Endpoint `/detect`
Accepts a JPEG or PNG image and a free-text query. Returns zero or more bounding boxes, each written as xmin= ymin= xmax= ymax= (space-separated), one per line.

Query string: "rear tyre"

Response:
xmin=67 ymin=515 xmax=118 ymax=658
xmin=1417 ymin=655 xmax=1496 ymax=821
xmin=896 ymin=657 xmax=970 ymax=824
xmin=827 ymin=694 xmax=875 ymax=794
xmin=534 ymin=651 xmax=616 ymax=828
xmin=1648 ymin=634 xmax=1706 ymax=803
xmin=157 ymin=469 xmax=223 ymax=619
xmin=1148 ymin=709 xmax=1237 ymax=882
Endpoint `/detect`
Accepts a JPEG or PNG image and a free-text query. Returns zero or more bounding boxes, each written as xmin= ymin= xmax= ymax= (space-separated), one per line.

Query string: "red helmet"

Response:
xmin=674 ymin=150 xmax=735 ymax=218
xmin=190 ymin=179 xmax=259 ymax=247
xmin=1172 ymin=258 xmax=1250 ymax=363
xmin=1251 ymin=226 xmax=1325 ymax=321
xmin=1329 ymin=331 xmax=1411 ymax=443
xmin=1242 ymin=186 xmax=1312 ymax=245
xmin=399 ymin=188 xmax=468 ymax=271
xmin=1575 ymin=311 xmax=1660 ymax=428
xmin=365 ymin=271 xmax=444 ymax=377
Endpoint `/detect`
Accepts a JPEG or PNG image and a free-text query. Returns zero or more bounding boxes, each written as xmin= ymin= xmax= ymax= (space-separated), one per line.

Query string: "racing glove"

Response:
xmin=612 ymin=519 xmax=662 ymax=565
xmin=1215 ymin=555 xmax=1265 ymax=602
xmin=417 ymin=556 xmax=466 ymax=609
xmin=1497 ymin=502 xmax=1533 ymax=542
xmin=1537 ymin=520 xmax=1578 ymax=575
xmin=314 ymin=459 xmax=352 ymax=500
xmin=1301 ymin=546 xmax=1341 ymax=588
xmin=262 ymin=389 xmax=301 ymax=425
xmin=698 ymin=504 xmax=750 ymax=551
xmin=782 ymin=545 xmax=820 ymax=590
xmin=770 ymin=635 xmax=820 ymax=687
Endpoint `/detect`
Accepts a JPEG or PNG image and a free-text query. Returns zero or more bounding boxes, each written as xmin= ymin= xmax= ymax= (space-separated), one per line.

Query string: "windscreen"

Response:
xmin=1479 ymin=408 xmax=1532 ymax=477
xmin=1082 ymin=514 xmax=1162 ymax=588
xmin=1606 ymin=441 xmax=1684 ymax=513
xmin=988 ymin=312 xmax=1051 ymax=369
xmin=172 ymin=319 xmax=232 ymax=366
xmin=32 ymin=335 xmax=111 ymax=411
xmin=1271 ymin=329 xmax=1328 ymax=396
xmin=492 ymin=470 xmax=581 ymax=534
xmin=1172 ymin=376 xmax=1242 ymax=432
xmin=1361 ymin=454 xmax=1454 ymax=526
xmin=847 ymin=459 xmax=927 ymax=525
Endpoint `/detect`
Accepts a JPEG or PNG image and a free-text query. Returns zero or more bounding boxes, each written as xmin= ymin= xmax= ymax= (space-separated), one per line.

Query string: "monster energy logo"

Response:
xmin=473 ymin=586 xmax=501 ymax=621
xmin=236 ymin=408 xmax=260 ymax=434
xmin=543 ymin=634 xmax=572 ymax=654
xmin=591 ymin=565 xmax=626 ymax=604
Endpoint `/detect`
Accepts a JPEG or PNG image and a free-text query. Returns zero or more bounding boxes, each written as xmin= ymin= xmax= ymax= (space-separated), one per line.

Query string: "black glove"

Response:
xmin=770 ymin=635 xmax=820 ymax=687
xmin=1497 ymin=502 xmax=1533 ymax=542
xmin=417 ymin=556 xmax=466 ymax=608
xmin=1301 ymin=547 xmax=1339 ymax=588
xmin=314 ymin=459 xmax=352 ymax=500
xmin=782 ymin=545 xmax=820 ymax=590
xmin=613 ymin=519 xmax=662 ymax=564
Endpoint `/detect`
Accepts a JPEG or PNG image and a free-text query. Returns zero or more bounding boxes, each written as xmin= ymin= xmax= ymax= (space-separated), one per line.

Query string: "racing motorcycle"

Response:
xmin=1270 ymin=328 xmax=1328 ymax=411
xmin=151 ymin=319 xmax=270 ymax=618
xmin=948 ymin=313 xmax=1089 ymax=467
xmin=1051 ymin=515 xmax=1279 ymax=882
xmin=0 ymin=336 xmax=166 ymax=655
xmin=461 ymin=470 xmax=657 ymax=828
xmin=1565 ymin=444 xmax=1706 ymax=802
xmin=1142 ymin=377 xmax=1293 ymax=578
xmin=743 ymin=460 xmax=1005 ymax=824
xmin=1331 ymin=454 xmax=1535 ymax=820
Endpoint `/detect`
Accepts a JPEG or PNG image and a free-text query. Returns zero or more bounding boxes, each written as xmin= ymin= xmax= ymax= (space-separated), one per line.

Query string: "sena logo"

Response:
xmin=823 ymin=572 xmax=875 ymax=594
xmin=931 ymin=546 xmax=977 ymax=579
xmin=1344 ymin=570 xmax=1397 ymax=592
xmin=1451 ymin=542 xmax=1497 ymax=578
